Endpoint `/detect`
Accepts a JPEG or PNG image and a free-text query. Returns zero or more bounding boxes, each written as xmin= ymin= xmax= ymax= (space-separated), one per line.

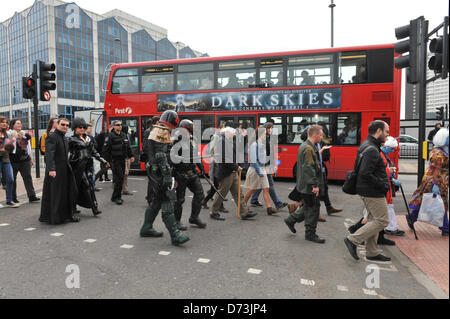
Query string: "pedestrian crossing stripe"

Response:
xmin=24 ymin=228 xmax=36 ymax=231
xmin=0 ymin=223 xmax=10 ymax=227
xmin=248 ymin=268 xmax=262 ymax=275
xmin=197 ymin=258 xmax=210 ymax=264
xmin=301 ymin=279 xmax=315 ymax=286
xmin=362 ymin=288 xmax=378 ymax=296
xmin=50 ymin=233 xmax=64 ymax=237
xmin=337 ymin=285 xmax=349 ymax=292
xmin=120 ymin=244 xmax=134 ymax=249
xmin=84 ymin=239 xmax=97 ymax=243
xmin=159 ymin=251 xmax=171 ymax=256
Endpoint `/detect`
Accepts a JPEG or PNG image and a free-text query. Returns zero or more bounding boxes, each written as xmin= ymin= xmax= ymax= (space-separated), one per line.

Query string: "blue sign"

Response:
xmin=158 ymin=88 xmax=341 ymax=112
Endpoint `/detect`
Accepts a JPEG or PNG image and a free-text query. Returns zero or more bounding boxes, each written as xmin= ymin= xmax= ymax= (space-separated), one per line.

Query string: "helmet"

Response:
xmin=159 ymin=110 xmax=179 ymax=129
xmin=72 ymin=117 xmax=87 ymax=130
xmin=179 ymin=119 xmax=193 ymax=134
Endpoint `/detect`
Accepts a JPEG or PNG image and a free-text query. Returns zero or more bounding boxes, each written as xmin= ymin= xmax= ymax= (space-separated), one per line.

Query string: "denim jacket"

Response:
xmin=249 ymin=141 xmax=266 ymax=176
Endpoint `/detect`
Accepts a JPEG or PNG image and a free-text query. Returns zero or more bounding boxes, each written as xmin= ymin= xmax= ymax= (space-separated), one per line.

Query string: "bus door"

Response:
xmin=109 ymin=117 xmax=141 ymax=169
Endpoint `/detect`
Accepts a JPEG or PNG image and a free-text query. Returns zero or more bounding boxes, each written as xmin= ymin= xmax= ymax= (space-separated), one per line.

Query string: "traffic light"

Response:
xmin=22 ymin=76 xmax=36 ymax=100
xmin=436 ymin=106 xmax=444 ymax=120
xmin=38 ymin=61 xmax=56 ymax=102
xmin=428 ymin=34 xmax=448 ymax=79
xmin=394 ymin=17 xmax=424 ymax=84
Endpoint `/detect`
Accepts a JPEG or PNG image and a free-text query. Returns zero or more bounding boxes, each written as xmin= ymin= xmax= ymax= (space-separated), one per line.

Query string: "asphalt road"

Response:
xmin=0 ymin=173 xmax=442 ymax=299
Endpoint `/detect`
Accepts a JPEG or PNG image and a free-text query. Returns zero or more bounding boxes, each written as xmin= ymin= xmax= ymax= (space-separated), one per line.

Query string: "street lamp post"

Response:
xmin=329 ymin=0 xmax=336 ymax=48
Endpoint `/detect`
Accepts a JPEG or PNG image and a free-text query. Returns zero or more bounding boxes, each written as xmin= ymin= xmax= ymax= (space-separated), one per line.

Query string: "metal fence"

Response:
xmin=399 ymin=145 xmax=419 ymax=159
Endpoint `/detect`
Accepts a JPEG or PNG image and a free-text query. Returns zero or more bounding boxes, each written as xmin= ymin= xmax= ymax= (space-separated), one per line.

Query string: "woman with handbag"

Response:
xmin=243 ymin=126 xmax=279 ymax=216
xmin=408 ymin=128 xmax=449 ymax=236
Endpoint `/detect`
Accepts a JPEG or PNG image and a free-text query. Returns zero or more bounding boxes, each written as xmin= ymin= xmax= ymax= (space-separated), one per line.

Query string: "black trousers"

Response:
xmin=95 ymin=162 xmax=109 ymax=181
xmin=322 ymin=165 xmax=332 ymax=208
xmin=174 ymin=172 xmax=204 ymax=222
xmin=12 ymin=160 xmax=36 ymax=200
xmin=111 ymin=159 xmax=125 ymax=201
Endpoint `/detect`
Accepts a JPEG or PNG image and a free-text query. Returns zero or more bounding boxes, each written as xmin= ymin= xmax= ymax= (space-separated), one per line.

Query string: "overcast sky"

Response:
xmin=1 ymin=0 xmax=448 ymax=56
xmin=1 ymin=0 xmax=449 ymax=118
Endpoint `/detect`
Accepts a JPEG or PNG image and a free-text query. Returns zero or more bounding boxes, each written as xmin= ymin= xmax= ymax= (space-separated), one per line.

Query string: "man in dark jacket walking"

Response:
xmin=39 ymin=118 xmax=79 ymax=224
xmin=102 ymin=121 xmax=134 ymax=205
xmin=344 ymin=120 xmax=391 ymax=262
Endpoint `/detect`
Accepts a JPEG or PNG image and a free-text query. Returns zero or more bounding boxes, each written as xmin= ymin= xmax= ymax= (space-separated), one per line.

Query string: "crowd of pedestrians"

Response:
xmin=2 ymin=111 xmax=447 ymax=254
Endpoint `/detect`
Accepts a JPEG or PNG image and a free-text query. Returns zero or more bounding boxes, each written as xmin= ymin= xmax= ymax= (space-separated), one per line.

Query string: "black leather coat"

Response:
xmin=69 ymin=134 xmax=107 ymax=208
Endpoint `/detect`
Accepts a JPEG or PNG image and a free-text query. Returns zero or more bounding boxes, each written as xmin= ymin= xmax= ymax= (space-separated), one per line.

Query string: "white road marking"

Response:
xmin=362 ymin=288 xmax=378 ymax=296
xmin=120 ymin=244 xmax=134 ymax=249
xmin=132 ymin=190 xmax=138 ymax=193
xmin=248 ymin=268 xmax=262 ymax=275
xmin=128 ymin=178 xmax=145 ymax=181
xmin=337 ymin=285 xmax=349 ymax=292
xmin=51 ymin=233 xmax=64 ymax=237
xmin=197 ymin=258 xmax=210 ymax=264
xmin=300 ymin=279 xmax=316 ymax=286
xmin=159 ymin=251 xmax=171 ymax=256
xmin=84 ymin=239 xmax=97 ymax=243
xmin=0 ymin=223 xmax=10 ymax=227
xmin=24 ymin=228 xmax=36 ymax=231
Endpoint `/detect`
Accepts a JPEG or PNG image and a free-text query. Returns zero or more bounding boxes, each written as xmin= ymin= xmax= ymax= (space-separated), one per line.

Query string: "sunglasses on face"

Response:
xmin=60 ymin=123 xmax=70 ymax=127
xmin=77 ymin=126 xmax=86 ymax=129
xmin=115 ymin=124 xmax=122 ymax=127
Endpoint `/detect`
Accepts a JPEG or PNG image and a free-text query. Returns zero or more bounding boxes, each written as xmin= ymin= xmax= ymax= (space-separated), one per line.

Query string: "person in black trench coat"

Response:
xmin=39 ymin=118 xmax=79 ymax=225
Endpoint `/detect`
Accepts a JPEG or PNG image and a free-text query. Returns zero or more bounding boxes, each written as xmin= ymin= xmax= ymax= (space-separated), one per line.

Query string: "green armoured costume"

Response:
xmin=285 ymin=139 xmax=324 ymax=238
xmin=140 ymin=125 xmax=190 ymax=245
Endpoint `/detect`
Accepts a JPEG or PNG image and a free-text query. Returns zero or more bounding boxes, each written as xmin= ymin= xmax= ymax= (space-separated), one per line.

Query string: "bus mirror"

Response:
xmin=102 ymin=63 xmax=113 ymax=93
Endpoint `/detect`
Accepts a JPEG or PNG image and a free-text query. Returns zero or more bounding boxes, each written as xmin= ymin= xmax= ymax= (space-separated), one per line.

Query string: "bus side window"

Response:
xmin=339 ymin=51 xmax=367 ymax=84
xmin=336 ymin=114 xmax=361 ymax=145
xmin=111 ymin=68 xmax=139 ymax=94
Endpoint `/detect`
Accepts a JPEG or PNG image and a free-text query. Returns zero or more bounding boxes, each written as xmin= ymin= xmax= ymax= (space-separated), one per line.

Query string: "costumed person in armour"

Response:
xmin=39 ymin=118 xmax=79 ymax=224
xmin=139 ymin=110 xmax=190 ymax=246
xmin=408 ymin=128 xmax=449 ymax=236
xmin=173 ymin=119 xmax=207 ymax=230
xmin=69 ymin=118 xmax=110 ymax=217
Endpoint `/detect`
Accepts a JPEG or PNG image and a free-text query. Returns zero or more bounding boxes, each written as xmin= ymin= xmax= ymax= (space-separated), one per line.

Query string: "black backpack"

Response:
xmin=342 ymin=147 xmax=375 ymax=195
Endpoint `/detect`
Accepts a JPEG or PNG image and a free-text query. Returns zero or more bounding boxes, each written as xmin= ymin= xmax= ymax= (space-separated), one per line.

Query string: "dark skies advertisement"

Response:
xmin=157 ymin=88 xmax=341 ymax=112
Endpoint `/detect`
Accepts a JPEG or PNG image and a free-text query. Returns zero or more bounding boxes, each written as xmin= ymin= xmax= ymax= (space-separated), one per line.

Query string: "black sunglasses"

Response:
xmin=114 ymin=124 xmax=122 ymax=126
xmin=60 ymin=123 xmax=70 ymax=127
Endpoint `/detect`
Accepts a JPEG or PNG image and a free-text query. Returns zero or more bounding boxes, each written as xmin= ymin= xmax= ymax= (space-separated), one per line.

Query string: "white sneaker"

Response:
xmin=6 ymin=202 xmax=20 ymax=208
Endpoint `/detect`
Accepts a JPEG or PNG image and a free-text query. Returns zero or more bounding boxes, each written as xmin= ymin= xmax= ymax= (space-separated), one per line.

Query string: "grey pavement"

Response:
xmin=0 ymin=167 xmax=446 ymax=299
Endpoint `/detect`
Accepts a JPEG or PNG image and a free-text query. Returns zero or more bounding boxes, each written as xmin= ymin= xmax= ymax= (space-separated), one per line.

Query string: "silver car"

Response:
xmin=398 ymin=135 xmax=419 ymax=158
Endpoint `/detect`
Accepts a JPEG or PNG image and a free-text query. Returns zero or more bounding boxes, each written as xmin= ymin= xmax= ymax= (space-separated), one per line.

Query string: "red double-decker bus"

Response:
xmin=102 ymin=44 xmax=401 ymax=180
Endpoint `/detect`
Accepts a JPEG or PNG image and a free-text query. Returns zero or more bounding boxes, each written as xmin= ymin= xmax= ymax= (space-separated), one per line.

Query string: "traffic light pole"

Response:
xmin=417 ymin=20 xmax=429 ymax=187
xmin=33 ymin=62 xmax=40 ymax=179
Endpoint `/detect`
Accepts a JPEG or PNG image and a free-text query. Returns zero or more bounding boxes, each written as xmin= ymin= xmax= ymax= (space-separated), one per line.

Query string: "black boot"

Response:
xmin=140 ymin=206 xmax=163 ymax=237
xmin=377 ymin=230 xmax=395 ymax=246
xmin=162 ymin=213 xmax=190 ymax=245
xmin=189 ymin=210 xmax=207 ymax=228
xmin=284 ymin=215 xmax=297 ymax=234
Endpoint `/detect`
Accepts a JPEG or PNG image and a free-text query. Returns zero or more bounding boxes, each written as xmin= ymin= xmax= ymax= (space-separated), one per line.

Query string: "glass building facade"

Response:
xmin=98 ymin=17 xmax=128 ymax=102
xmin=157 ymin=38 xmax=176 ymax=60
xmin=0 ymin=0 xmax=206 ymax=129
xmin=0 ymin=24 xmax=10 ymax=107
xmin=132 ymin=29 xmax=156 ymax=62
xmin=55 ymin=3 xmax=95 ymax=102
xmin=179 ymin=46 xmax=195 ymax=59
xmin=8 ymin=13 xmax=27 ymax=106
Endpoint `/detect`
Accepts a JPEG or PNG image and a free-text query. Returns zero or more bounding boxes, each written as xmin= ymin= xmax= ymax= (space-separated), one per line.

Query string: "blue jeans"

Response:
xmin=251 ymin=174 xmax=283 ymax=207
xmin=0 ymin=162 xmax=14 ymax=202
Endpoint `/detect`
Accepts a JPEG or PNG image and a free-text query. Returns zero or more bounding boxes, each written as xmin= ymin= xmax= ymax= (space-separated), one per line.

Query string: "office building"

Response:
xmin=0 ymin=0 xmax=208 ymax=129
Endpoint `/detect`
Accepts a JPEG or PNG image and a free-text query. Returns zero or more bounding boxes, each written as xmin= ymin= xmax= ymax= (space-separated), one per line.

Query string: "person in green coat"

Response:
xmin=284 ymin=125 xmax=326 ymax=244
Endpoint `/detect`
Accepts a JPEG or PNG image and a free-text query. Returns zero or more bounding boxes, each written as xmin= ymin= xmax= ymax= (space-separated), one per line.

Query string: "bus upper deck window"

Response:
xmin=339 ymin=51 xmax=367 ymax=84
